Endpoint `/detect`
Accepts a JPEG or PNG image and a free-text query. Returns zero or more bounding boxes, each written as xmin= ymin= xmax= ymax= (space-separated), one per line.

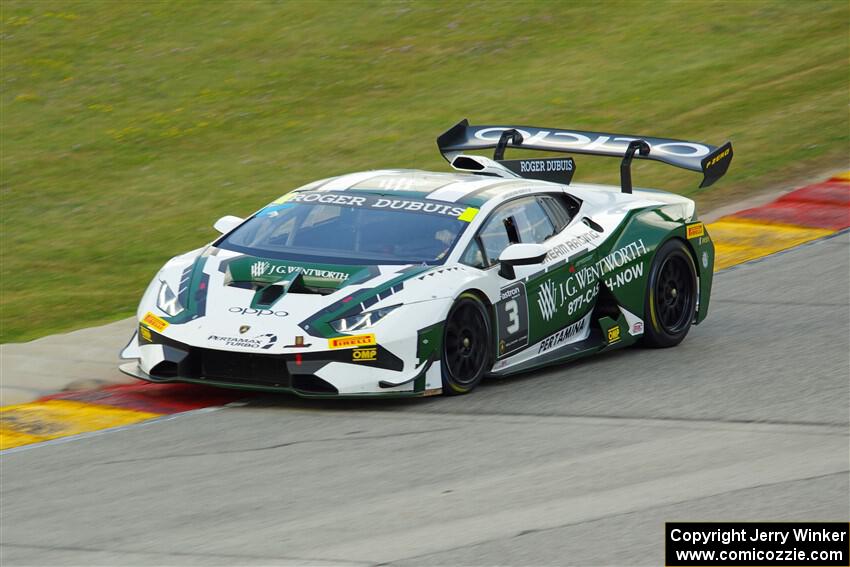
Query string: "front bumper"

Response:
xmin=122 ymin=327 xmax=442 ymax=398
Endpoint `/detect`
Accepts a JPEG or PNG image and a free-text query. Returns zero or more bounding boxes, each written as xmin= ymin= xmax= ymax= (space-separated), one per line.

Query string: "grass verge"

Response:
xmin=1 ymin=0 xmax=848 ymax=342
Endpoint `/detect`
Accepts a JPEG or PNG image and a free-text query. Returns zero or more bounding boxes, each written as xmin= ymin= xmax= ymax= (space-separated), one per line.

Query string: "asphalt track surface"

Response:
xmin=2 ymin=233 xmax=848 ymax=566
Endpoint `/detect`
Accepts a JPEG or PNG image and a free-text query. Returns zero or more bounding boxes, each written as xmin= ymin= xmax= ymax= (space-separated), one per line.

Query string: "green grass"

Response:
xmin=1 ymin=0 xmax=848 ymax=343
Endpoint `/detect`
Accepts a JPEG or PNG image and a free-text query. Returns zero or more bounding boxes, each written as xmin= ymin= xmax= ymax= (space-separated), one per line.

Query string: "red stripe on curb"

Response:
xmin=40 ymin=383 xmax=251 ymax=415
xmin=731 ymin=201 xmax=850 ymax=230
xmin=728 ymin=181 xmax=850 ymax=231
xmin=776 ymin=181 xmax=850 ymax=207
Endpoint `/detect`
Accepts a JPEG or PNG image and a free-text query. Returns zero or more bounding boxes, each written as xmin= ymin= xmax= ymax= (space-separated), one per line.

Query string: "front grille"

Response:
xmin=193 ymin=348 xmax=290 ymax=387
xmin=145 ymin=332 xmax=339 ymax=393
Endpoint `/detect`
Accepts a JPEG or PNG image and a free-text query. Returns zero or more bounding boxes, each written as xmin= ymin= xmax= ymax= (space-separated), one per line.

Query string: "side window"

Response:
xmin=538 ymin=196 xmax=567 ymax=231
xmin=478 ymin=202 xmax=521 ymax=266
xmin=473 ymin=197 xmax=557 ymax=267
xmin=519 ymin=198 xmax=556 ymax=243
xmin=539 ymin=194 xmax=580 ymax=230
xmin=460 ymin=238 xmax=486 ymax=269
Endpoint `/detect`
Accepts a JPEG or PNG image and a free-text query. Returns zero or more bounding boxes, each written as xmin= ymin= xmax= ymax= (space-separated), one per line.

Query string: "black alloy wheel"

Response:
xmin=442 ymin=293 xmax=491 ymax=395
xmin=642 ymin=239 xmax=698 ymax=348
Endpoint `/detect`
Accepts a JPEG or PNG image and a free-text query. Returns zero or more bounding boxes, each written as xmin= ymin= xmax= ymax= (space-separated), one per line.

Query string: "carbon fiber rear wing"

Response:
xmin=437 ymin=119 xmax=733 ymax=191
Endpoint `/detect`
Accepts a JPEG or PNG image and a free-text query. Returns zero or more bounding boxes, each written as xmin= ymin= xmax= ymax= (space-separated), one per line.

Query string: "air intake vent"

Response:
xmin=257 ymin=284 xmax=285 ymax=306
xmin=451 ymin=156 xmax=485 ymax=171
xmin=292 ymin=375 xmax=338 ymax=394
xmin=150 ymin=361 xmax=179 ymax=378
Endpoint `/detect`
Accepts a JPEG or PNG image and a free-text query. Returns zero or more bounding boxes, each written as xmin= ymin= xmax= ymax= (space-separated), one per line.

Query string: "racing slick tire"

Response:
xmin=642 ymin=239 xmax=698 ymax=348
xmin=441 ymin=292 xmax=492 ymax=395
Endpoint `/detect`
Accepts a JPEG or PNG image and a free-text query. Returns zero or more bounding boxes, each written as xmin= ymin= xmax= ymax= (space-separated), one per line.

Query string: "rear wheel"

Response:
xmin=642 ymin=239 xmax=698 ymax=348
xmin=442 ymin=293 xmax=491 ymax=395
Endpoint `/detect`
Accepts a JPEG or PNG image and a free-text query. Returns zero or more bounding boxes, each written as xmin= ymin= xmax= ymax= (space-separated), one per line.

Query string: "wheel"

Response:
xmin=441 ymin=293 xmax=491 ymax=395
xmin=642 ymin=239 xmax=698 ymax=348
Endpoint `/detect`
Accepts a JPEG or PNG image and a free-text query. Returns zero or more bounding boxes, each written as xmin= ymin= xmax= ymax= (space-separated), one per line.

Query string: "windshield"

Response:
xmin=217 ymin=194 xmax=472 ymax=265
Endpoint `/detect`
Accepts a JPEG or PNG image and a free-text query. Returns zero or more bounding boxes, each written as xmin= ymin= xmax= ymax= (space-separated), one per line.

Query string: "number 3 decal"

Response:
xmin=505 ymin=299 xmax=520 ymax=334
xmin=496 ymin=282 xmax=529 ymax=358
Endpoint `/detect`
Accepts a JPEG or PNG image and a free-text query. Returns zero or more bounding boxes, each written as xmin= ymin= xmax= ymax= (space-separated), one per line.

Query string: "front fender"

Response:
xmin=398 ymin=264 xmax=501 ymax=305
xmin=136 ymin=247 xmax=207 ymax=320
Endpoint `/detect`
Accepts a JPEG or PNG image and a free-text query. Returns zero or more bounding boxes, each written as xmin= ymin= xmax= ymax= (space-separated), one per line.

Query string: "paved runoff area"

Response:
xmin=0 ymin=173 xmax=848 ymax=565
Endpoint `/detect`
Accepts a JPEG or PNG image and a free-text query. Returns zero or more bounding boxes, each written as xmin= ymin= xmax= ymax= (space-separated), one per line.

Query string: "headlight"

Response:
xmin=330 ymin=305 xmax=400 ymax=333
xmin=156 ymin=280 xmax=184 ymax=316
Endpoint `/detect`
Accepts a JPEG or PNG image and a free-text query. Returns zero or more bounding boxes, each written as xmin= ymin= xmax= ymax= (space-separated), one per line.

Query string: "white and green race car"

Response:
xmin=120 ymin=120 xmax=733 ymax=397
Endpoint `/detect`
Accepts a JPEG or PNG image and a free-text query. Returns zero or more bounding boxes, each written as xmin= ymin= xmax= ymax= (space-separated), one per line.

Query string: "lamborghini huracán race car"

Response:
xmin=120 ymin=120 xmax=733 ymax=397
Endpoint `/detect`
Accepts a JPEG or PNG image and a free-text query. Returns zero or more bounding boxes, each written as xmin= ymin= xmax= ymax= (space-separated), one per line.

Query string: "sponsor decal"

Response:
xmin=457 ymin=207 xmax=479 ymax=222
xmin=537 ymin=280 xmax=558 ymax=322
xmin=496 ymin=282 xmax=530 ymax=357
xmin=499 ymin=157 xmax=576 ymax=184
xmin=704 ymin=146 xmax=731 ymax=168
xmin=248 ymin=262 xmax=350 ymax=282
xmin=328 ymin=333 xmax=376 ymax=349
xmin=686 ymin=222 xmax=705 ymax=239
xmin=284 ymin=192 xmax=468 ymax=219
xmin=370 ymin=198 xmax=466 ymax=217
xmin=536 ymin=239 xmax=648 ymax=320
xmin=142 ymin=312 xmax=169 ymax=332
xmin=545 ymin=230 xmax=602 ymax=262
xmin=597 ymin=240 xmax=648 ymax=273
xmin=500 ymin=285 xmax=522 ymax=301
xmin=239 ymin=325 xmax=251 ymax=334
xmin=566 ymin=283 xmax=599 ymax=316
xmin=473 ymin=127 xmax=712 ymax=158
xmin=352 ymin=348 xmax=377 ymax=362
xmin=208 ymin=333 xmax=278 ymax=350
xmin=251 ymin=261 xmax=271 ymax=278
xmin=139 ymin=325 xmax=152 ymax=342
xmin=632 ymin=322 xmax=644 ymax=334
xmin=518 ymin=158 xmax=573 ymax=173
xmin=229 ymin=306 xmax=288 ymax=317
xmin=604 ymin=262 xmax=644 ymax=291
xmin=702 ymin=251 xmax=709 ymax=269
xmin=607 ymin=326 xmax=621 ymax=344
xmin=286 ymin=193 xmax=370 ymax=207
xmin=283 ymin=335 xmax=312 ymax=348
xmin=538 ymin=317 xmax=589 ymax=354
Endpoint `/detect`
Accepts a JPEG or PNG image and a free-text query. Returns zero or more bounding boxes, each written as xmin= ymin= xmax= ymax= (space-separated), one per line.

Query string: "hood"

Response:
xmin=221 ymin=255 xmax=381 ymax=294
xmin=154 ymin=248 xmax=437 ymax=343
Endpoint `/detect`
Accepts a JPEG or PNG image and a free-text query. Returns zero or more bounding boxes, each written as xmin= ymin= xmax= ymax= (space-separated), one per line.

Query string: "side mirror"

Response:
xmin=213 ymin=215 xmax=244 ymax=235
xmin=498 ymin=243 xmax=548 ymax=279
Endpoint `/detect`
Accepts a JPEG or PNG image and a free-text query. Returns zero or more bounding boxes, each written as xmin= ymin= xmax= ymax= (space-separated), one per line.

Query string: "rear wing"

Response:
xmin=436 ymin=119 xmax=733 ymax=191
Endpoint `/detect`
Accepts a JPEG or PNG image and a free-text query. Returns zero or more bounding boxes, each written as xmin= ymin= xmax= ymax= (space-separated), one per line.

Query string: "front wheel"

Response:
xmin=642 ymin=239 xmax=698 ymax=348
xmin=441 ymin=293 xmax=491 ymax=395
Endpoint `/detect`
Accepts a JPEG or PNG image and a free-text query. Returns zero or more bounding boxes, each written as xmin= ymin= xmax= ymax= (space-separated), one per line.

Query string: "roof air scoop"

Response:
xmin=449 ymin=154 xmax=520 ymax=179
xmin=448 ymin=129 xmax=575 ymax=185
